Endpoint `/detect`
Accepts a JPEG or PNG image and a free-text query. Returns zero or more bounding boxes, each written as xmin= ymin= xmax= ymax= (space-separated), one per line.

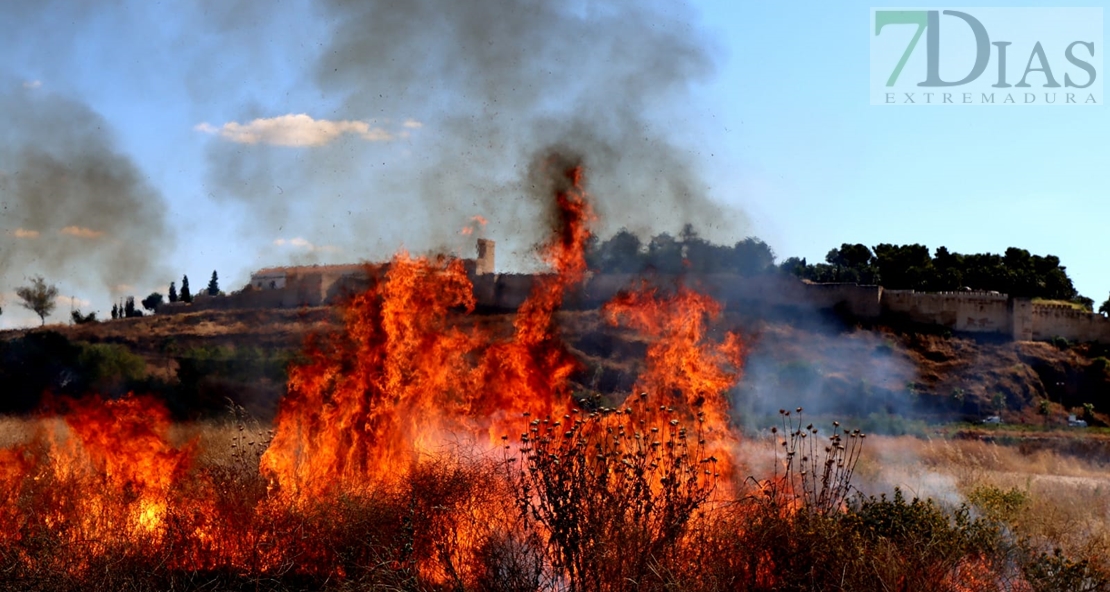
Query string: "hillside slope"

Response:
xmin=1 ymin=307 xmax=1107 ymax=426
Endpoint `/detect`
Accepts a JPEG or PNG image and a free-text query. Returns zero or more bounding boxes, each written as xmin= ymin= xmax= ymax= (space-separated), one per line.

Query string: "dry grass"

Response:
xmin=2 ymin=412 xmax=1109 ymax=591
xmin=1032 ymin=298 xmax=1092 ymax=312
xmin=0 ymin=416 xmax=34 ymax=449
xmin=845 ymin=435 xmax=1110 ymax=583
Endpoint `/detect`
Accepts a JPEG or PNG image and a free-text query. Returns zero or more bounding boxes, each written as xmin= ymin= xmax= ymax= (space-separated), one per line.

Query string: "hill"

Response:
xmin=2 ymin=305 xmax=1108 ymax=428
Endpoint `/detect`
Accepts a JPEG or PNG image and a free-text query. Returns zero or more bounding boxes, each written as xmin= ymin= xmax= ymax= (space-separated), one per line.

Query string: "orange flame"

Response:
xmin=460 ymin=214 xmax=489 ymax=235
xmin=262 ymin=158 xmax=597 ymax=502
xmin=261 ymin=254 xmax=484 ymax=499
xmin=0 ymin=152 xmax=764 ymax=586
xmin=603 ymin=283 xmax=746 ymax=480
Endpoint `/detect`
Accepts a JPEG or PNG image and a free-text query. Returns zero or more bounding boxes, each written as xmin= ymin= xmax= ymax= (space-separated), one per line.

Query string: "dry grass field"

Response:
xmin=2 ymin=406 xmax=1108 ymax=591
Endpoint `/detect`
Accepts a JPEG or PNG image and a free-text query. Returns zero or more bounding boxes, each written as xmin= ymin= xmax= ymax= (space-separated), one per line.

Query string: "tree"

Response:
xmin=71 ymin=310 xmax=97 ymax=325
xmin=779 ymin=256 xmax=807 ymax=277
xmin=1099 ymin=294 xmax=1110 ymax=316
xmin=826 ymin=243 xmax=873 ymax=270
xmin=207 ymin=270 xmax=220 ymax=296
xmin=644 ymin=233 xmax=683 ymax=274
xmin=168 ymin=281 xmax=178 ymax=303
xmin=588 ymin=230 xmax=643 ymax=273
xmin=991 ymin=392 xmax=1007 ymax=416
xmin=180 ymin=275 xmax=192 ymax=303
xmin=1038 ymin=398 xmax=1051 ymax=428
xmin=141 ymin=292 xmax=164 ymax=312
xmin=16 ymin=276 xmax=59 ymax=326
xmin=823 ymin=243 xmax=877 ymax=284
xmin=1072 ymin=296 xmax=1094 ymax=312
xmin=111 ymin=304 xmax=119 ymax=320
xmin=932 ymin=247 xmax=964 ymax=291
xmin=872 ymin=243 xmax=933 ymax=290
xmin=731 ymin=238 xmax=775 ymax=276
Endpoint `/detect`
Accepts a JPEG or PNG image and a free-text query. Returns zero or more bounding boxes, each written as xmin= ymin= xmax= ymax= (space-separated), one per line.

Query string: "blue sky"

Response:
xmin=0 ymin=1 xmax=1107 ymax=328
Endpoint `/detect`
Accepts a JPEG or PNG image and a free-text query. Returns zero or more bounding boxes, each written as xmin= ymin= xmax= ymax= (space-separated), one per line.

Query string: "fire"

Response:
xmin=0 ymin=396 xmax=198 ymax=575
xmin=0 ymin=447 xmax=32 ymax=547
xmin=260 ymin=253 xmax=485 ymax=499
xmin=0 ymin=151 xmax=756 ymax=585
xmin=459 ymin=214 xmax=488 ymax=236
xmin=474 ymin=161 xmax=595 ymax=436
xmin=261 ymin=159 xmax=597 ymax=500
xmin=603 ymin=283 xmax=747 ymax=481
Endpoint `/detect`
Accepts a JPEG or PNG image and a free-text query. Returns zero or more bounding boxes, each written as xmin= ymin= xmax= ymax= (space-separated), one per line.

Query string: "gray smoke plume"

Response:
xmin=0 ymin=84 xmax=173 ymax=303
xmin=203 ymin=0 xmax=748 ymax=270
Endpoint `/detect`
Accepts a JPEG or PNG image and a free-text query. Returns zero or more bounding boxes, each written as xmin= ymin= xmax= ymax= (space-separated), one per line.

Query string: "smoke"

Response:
xmin=0 ymin=84 xmax=173 ymax=303
xmin=728 ymin=308 xmax=970 ymax=506
xmin=202 ymin=0 xmax=747 ymax=270
xmin=735 ymin=321 xmax=918 ymax=428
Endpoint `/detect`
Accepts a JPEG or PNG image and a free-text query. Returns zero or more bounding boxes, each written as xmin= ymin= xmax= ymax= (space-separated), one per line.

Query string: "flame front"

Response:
xmin=260 ymin=254 xmax=484 ymax=499
xmin=604 ymin=283 xmax=747 ymax=481
xmin=261 ymin=163 xmax=597 ymax=501
xmin=0 ymin=155 xmax=759 ymax=585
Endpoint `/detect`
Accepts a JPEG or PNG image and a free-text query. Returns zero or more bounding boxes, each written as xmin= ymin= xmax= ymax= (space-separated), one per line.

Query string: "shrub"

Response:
xmin=77 ymin=343 xmax=147 ymax=395
xmin=968 ymin=485 xmax=1029 ymax=525
xmin=512 ymin=397 xmax=718 ymax=590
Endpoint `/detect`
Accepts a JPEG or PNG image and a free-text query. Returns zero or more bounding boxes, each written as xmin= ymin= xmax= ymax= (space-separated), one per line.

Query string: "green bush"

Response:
xmin=968 ymin=485 xmax=1028 ymax=524
xmin=172 ymin=345 xmax=295 ymax=418
xmin=1023 ymin=548 xmax=1108 ymax=592
xmin=77 ymin=343 xmax=147 ymax=395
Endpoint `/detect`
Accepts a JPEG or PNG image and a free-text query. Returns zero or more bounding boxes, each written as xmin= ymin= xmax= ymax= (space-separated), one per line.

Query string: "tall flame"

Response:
xmin=260 ymin=254 xmax=484 ymax=498
xmin=261 ymin=157 xmax=597 ymax=502
xmin=0 ymin=152 xmax=761 ymax=586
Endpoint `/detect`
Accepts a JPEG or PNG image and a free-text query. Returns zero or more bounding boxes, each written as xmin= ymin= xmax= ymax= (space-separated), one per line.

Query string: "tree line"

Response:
xmin=0 ymin=271 xmax=222 ymax=327
xmin=0 ymin=233 xmax=1102 ymax=325
xmin=586 ymin=225 xmax=776 ymax=276
xmin=780 ymin=243 xmax=1094 ymax=308
xmin=111 ymin=271 xmax=222 ymax=319
xmin=586 ymin=230 xmax=1103 ymax=312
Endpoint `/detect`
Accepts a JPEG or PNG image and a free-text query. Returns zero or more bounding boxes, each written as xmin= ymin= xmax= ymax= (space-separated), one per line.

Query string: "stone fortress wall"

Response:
xmin=159 ymin=239 xmax=1110 ymax=345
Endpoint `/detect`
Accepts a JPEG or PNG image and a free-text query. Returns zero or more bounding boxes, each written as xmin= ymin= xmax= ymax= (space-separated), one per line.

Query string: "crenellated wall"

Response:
xmin=1030 ymin=304 xmax=1110 ymax=343
xmin=879 ymin=290 xmax=1110 ymax=344
xmin=881 ymin=290 xmax=1011 ymax=333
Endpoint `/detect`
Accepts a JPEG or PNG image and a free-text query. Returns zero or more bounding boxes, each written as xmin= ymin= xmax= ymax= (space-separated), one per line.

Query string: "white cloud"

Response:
xmin=403 ymin=119 xmax=423 ymax=129
xmin=22 ymin=80 xmax=41 ymax=89
xmin=194 ymin=114 xmax=416 ymax=147
xmin=274 ymin=237 xmax=341 ymax=253
xmin=60 ymin=226 xmax=105 ymax=239
xmin=10 ymin=228 xmax=40 ymax=239
xmin=57 ymin=295 xmax=92 ymax=310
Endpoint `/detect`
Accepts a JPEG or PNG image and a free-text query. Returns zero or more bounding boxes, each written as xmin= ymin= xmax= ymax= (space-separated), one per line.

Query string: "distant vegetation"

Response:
xmin=587 ymin=231 xmax=1095 ymax=308
xmin=15 ymin=275 xmax=59 ymax=325
xmin=782 ymin=243 xmax=1090 ymax=307
xmin=586 ymin=225 xmax=775 ymax=275
xmin=180 ymin=274 xmax=193 ymax=303
xmin=0 ymin=331 xmax=290 ymax=418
